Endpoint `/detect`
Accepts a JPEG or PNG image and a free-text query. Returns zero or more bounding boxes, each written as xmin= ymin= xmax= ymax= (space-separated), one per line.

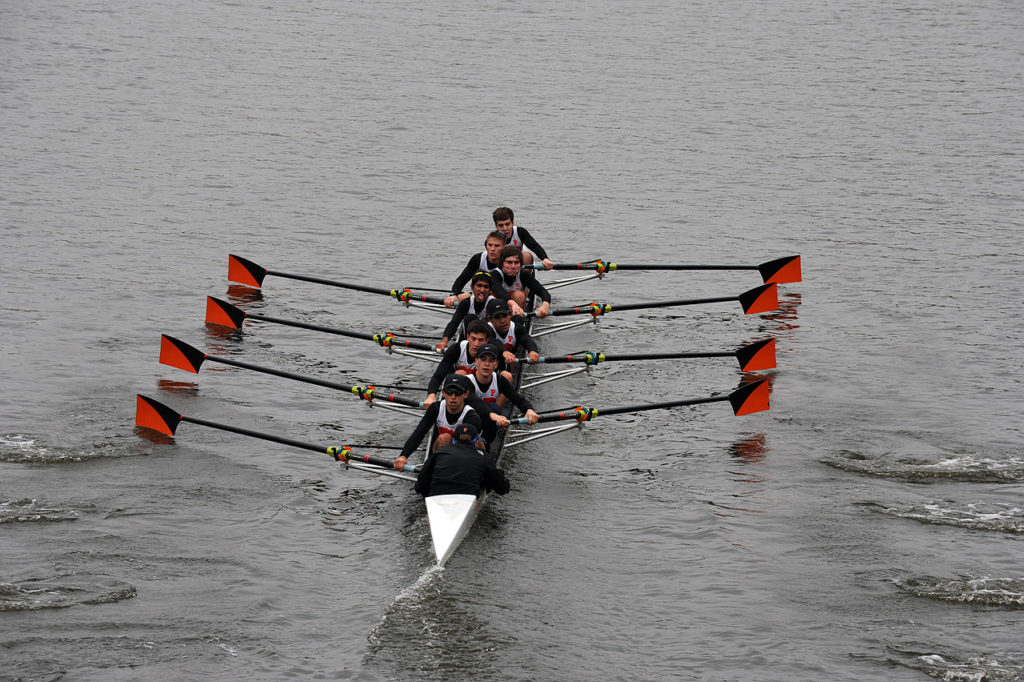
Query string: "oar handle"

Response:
xmin=327 ymin=446 xmax=419 ymax=473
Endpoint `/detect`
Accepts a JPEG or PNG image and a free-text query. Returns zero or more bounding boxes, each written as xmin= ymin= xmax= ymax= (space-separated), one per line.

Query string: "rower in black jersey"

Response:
xmin=436 ymin=271 xmax=496 ymax=352
xmin=489 ymin=244 xmax=552 ymax=318
xmin=424 ymin=319 xmax=499 ymax=407
xmin=467 ymin=341 xmax=540 ymax=444
xmin=444 ymin=230 xmax=507 ymax=308
xmin=393 ymin=374 xmax=490 ymax=471
xmin=492 ymin=206 xmax=554 ymax=271
xmin=485 ymin=298 xmax=541 ymax=372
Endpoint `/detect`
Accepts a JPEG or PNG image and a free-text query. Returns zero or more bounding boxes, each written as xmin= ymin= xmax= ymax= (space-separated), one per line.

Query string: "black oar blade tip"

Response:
xmin=736 ymin=338 xmax=777 ymax=372
xmin=759 ymin=255 xmax=802 ymax=284
xmin=135 ymin=394 xmax=182 ymax=436
xmin=159 ymin=335 xmax=205 ymax=373
xmin=739 ymin=283 xmax=779 ymax=315
xmin=205 ymin=296 xmax=245 ymax=329
xmin=729 ymin=379 xmax=771 ymax=416
xmin=228 ymin=254 xmax=266 ymax=288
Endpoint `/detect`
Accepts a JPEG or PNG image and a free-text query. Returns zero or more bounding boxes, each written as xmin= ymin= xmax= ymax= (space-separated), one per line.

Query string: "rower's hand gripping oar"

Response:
xmin=159 ymin=335 xmax=426 ymax=409
xmin=528 ymin=255 xmax=801 ymax=284
xmin=227 ymin=254 xmax=448 ymax=306
xmin=510 ymin=379 xmax=771 ymax=426
xmin=530 ymin=283 xmax=780 ymax=318
xmin=517 ymin=339 xmax=776 ymax=372
xmin=204 ymin=296 xmax=437 ymax=354
xmin=135 ymin=395 xmax=420 ymax=476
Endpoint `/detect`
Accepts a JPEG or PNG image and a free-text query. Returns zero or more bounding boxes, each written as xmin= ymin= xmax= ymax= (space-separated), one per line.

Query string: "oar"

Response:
xmin=530 ymin=255 xmax=801 ymax=284
xmin=227 ymin=254 xmax=447 ymax=305
xmin=135 ymin=395 xmax=419 ymax=477
xmin=205 ymin=296 xmax=437 ymax=353
xmin=518 ymin=339 xmax=776 ymax=372
xmin=159 ymin=335 xmax=425 ymax=409
xmin=530 ymin=283 xmax=779 ymax=317
xmin=511 ymin=379 xmax=770 ymax=425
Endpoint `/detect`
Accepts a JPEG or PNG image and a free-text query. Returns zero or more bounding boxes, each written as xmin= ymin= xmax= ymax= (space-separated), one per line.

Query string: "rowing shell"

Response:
xmin=422 ymin=297 xmax=534 ymax=566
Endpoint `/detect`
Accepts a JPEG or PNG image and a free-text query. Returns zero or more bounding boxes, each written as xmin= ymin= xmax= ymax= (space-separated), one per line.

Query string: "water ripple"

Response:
xmin=861 ymin=500 xmax=1024 ymax=534
xmin=0 ymin=576 xmax=136 ymax=612
xmin=893 ymin=576 xmax=1024 ymax=608
xmin=824 ymin=451 xmax=1024 ymax=483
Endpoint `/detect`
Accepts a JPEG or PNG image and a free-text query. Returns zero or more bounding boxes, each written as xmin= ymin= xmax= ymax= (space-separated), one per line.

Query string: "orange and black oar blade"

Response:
xmin=134 ymin=395 xmax=419 ymax=475
xmin=758 ymin=255 xmax=801 ymax=284
xmin=738 ymin=283 xmax=779 ymax=315
xmin=206 ymin=296 xmax=248 ymax=329
xmin=158 ymin=336 xmax=425 ymax=408
xmin=228 ymin=254 xmax=268 ymax=288
xmin=136 ymin=394 xmax=185 ymax=436
xmin=728 ymin=378 xmax=771 ymax=416
xmin=160 ymin=335 xmax=207 ymax=373
xmin=735 ymin=339 xmax=776 ymax=371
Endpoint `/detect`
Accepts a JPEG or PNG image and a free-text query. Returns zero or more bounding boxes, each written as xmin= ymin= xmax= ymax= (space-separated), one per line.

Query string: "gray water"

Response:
xmin=3 ymin=1 xmax=1023 ymax=679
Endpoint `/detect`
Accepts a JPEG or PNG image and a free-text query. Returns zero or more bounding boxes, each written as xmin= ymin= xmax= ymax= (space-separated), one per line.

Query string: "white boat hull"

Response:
xmin=424 ymin=493 xmax=481 ymax=566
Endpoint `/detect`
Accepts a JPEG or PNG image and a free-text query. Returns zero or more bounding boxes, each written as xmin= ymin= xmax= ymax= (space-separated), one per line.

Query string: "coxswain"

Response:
xmin=485 ymin=298 xmax=540 ymax=369
xmin=444 ymin=230 xmax=507 ymax=307
xmin=413 ymin=422 xmax=510 ymax=498
xmin=394 ymin=374 xmax=489 ymax=471
xmin=490 ymin=244 xmax=552 ymax=318
xmin=492 ymin=206 xmax=554 ymax=270
xmin=436 ymin=271 xmax=496 ymax=352
xmin=424 ymin=319 xmax=495 ymax=407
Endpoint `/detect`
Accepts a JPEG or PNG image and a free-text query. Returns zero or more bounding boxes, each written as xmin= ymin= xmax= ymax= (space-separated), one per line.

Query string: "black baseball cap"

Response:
xmin=453 ymin=422 xmax=479 ymax=441
xmin=441 ymin=373 xmax=473 ymax=394
xmin=476 ymin=342 xmax=503 ymax=360
xmin=485 ymin=298 xmax=511 ymax=318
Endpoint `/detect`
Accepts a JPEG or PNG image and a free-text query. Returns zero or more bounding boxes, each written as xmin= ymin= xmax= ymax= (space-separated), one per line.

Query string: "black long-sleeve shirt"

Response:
xmin=414 ymin=441 xmax=510 ymax=497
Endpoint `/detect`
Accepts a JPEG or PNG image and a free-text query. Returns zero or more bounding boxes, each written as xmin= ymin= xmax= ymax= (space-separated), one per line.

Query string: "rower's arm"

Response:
xmin=426 ymin=346 xmax=460 ymax=394
xmin=515 ymin=322 xmax=540 ymax=354
xmin=440 ymin=299 xmax=470 ymax=343
xmin=521 ymin=271 xmax=552 ymax=303
xmin=449 ymin=255 xmax=480 ymax=296
xmin=497 ymin=375 xmax=533 ymax=414
xmin=399 ymin=404 xmax=439 ymax=460
xmin=516 ymin=226 xmax=549 ymax=261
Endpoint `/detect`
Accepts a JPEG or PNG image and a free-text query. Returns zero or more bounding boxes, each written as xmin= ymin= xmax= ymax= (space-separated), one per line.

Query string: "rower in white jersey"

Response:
xmin=492 ymin=206 xmax=554 ymax=270
xmin=424 ymin=319 xmax=497 ymax=407
xmin=393 ymin=374 xmax=490 ymax=471
xmin=444 ymin=230 xmax=507 ymax=308
xmin=467 ymin=342 xmax=540 ymax=445
xmin=436 ymin=271 xmax=496 ymax=352
xmin=485 ymin=298 xmax=541 ymax=371
xmin=489 ymin=244 xmax=552 ymax=318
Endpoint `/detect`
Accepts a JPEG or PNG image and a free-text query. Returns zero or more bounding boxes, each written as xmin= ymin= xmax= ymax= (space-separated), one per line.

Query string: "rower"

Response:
xmin=424 ymin=319 xmax=494 ymax=407
xmin=485 ymin=298 xmax=540 ymax=369
xmin=413 ymin=423 xmax=510 ymax=498
xmin=492 ymin=206 xmax=554 ymax=271
xmin=436 ymin=271 xmax=496 ymax=352
xmin=444 ymin=230 xmax=507 ymax=308
xmin=468 ymin=342 xmax=540 ymax=445
xmin=490 ymin=244 xmax=552 ymax=318
xmin=394 ymin=374 xmax=489 ymax=471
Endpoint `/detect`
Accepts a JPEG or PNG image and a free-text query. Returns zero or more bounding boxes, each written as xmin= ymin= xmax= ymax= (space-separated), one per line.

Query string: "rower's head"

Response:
xmin=465 ymin=319 xmax=492 ymax=354
xmin=492 ymin=206 xmax=515 ymax=239
xmin=441 ymin=373 xmax=473 ymax=408
xmin=499 ymin=245 xmax=523 ymax=276
xmin=485 ymin=299 xmax=512 ymax=332
xmin=453 ymin=422 xmax=480 ymax=444
xmin=475 ymin=342 xmax=502 ymax=378
xmin=470 ymin=271 xmax=493 ymax=299
xmin=484 ymin=231 xmax=506 ymax=261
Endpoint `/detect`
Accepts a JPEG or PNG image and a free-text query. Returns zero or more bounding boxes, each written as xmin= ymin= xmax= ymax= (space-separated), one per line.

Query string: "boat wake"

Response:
xmin=892 ymin=576 xmax=1024 ymax=608
xmin=0 ymin=498 xmax=80 ymax=524
xmin=824 ymin=451 xmax=1024 ymax=483
xmin=0 ymin=575 xmax=137 ymax=612
xmin=888 ymin=648 xmax=1024 ymax=681
xmin=860 ymin=500 xmax=1024 ymax=534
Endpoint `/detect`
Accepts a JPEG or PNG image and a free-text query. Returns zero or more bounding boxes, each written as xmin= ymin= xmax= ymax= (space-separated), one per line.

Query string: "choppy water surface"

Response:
xmin=3 ymin=0 xmax=1022 ymax=679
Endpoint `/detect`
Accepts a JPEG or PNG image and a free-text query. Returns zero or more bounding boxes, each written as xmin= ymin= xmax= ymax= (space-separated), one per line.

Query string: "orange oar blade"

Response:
xmin=735 ymin=339 xmax=776 ymax=371
xmin=758 ymin=255 xmax=801 ymax=284
xmin=160 ymin=335 xmax=206 ymax=374
xmin=136 ymin=395 xmax=183 ymax=436
xmin=228 ymin=254 xmax=267 ymax=288
xmin=728 ymin=379 xmax=771 ymax=416
xmin=205 ymin=296 xmax=247 ymax=329
xmin=738 ymin=283 xmax=779 ymax=315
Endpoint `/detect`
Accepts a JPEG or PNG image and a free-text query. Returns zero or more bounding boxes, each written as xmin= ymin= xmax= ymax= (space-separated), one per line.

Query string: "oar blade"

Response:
xmin=728 ymin=379 xmax=771 ymax=416
xmin=738 ymin=283 xmax=779 ymax=314
xmin=758 ymin=255 xmax=801 ymax=284
xmin=205 ymin=296 xmax=246 ymax=329
xmin=228 ymin=254 xmax=267 ymax=288
xmin=160 ymin=335 xmax=206 ymax=374
xmin=735 ymin=339 xmax=776 ymax=372
xmin=136 ymin=395 xmax=183 ymax=436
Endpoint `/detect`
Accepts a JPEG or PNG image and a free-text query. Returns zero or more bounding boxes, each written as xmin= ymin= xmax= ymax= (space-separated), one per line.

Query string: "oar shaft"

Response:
xmin=243 ymin=311 xmax=436 ymax=352
xmin=526 ymin=394 xmax=730 ymax=424
xmin=527 ymin=350 xmax=733 ymax=364
xmin=266 ymin=269 xmax=392 ymax=297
